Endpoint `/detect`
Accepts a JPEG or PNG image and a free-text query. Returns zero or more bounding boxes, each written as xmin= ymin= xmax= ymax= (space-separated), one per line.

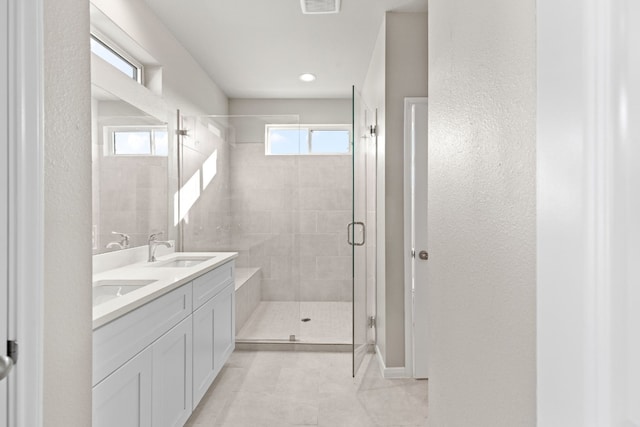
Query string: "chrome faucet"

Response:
xmin=148 ymin=232 xmax=173 ymax=262
xmin=106 ymin=231 xmax=130 ymax=250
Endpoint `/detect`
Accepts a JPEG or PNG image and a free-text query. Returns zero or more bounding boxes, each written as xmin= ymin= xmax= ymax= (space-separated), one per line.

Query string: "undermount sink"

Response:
xmin=93 ymin=279 xmax=157 ymax=305
xmin=150 ymin=256 xmax=214 ymax=268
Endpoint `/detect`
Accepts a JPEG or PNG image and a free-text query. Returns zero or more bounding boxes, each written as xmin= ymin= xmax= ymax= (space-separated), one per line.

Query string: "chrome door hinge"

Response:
xmin=176 ymin=129 xmax=188 ymax=136
xmin=0 ymin=341 xmax=18 ymax=381
xmin=368 ymin=316 xmax=376 ymax=329
xmin=369 ymin=125 xmax=377 ymax=137
xmin=7 ymin=340 xmax=17 ymax=364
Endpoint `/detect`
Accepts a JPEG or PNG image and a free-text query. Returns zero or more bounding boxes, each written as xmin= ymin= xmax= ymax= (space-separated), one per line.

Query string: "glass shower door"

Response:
xmin=352 ymin=87 xmax=373 ymax=376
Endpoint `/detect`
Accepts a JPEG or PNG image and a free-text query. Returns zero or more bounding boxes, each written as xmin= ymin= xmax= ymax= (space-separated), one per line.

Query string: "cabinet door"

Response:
xmin=93 ymin=347 xmax=152 ymax=427
xmin=213 ymin=284 xmax=235 ymax=376
xmin=152 ymin=316 xmax=193 ymax=427
xmin=192 ymin=284 xmax=235 ymax=409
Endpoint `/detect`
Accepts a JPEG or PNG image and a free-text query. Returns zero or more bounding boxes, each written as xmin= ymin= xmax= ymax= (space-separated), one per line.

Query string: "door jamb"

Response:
xmin=8 ymin=0 xmax=45 ymax=425
xmin=403 ymin=97 xmax=428 ymax=378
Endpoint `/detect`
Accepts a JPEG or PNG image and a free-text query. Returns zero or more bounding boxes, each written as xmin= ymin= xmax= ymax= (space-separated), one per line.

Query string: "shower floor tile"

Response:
xmin=236 ymin=301 xmax=351 ymax=344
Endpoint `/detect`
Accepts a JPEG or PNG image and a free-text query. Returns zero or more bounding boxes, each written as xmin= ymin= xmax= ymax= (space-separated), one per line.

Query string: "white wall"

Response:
xmin=91 ymin=0 xmax=228 ymax=117
xmin=229 ymin=98 xmax=350 ymax=123
xmin=427 ymin=0 xmax=536 ymax=425
xmin=43 ymin=0 xmax=93 ymax=425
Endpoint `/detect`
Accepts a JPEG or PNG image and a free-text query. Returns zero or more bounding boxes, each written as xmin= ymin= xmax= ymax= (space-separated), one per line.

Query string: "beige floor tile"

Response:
xmin=187 ymin=350 xmax=428 ymax=427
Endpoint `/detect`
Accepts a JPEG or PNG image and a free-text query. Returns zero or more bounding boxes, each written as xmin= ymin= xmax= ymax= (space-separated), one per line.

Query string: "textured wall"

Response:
xmin=427 ymin=0 xmax=536 ymax=425
xmin=43 ymin=0 xmax=93 ymax=424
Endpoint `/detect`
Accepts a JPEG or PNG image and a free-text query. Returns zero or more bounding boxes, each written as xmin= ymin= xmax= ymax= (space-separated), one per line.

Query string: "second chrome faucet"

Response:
xmin=148 ymin=232 xmax=173 ymax=262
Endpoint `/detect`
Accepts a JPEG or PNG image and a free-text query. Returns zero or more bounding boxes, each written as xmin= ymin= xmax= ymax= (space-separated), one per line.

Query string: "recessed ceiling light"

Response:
xmin=299 ymin=73 xmax=316 ymax=82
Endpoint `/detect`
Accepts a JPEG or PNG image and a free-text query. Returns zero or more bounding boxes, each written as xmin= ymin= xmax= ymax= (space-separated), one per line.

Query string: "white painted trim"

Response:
xmin=375 ymin=345 xmax=409 ymax=379
xmin=9 ymin=0 xmax=44 ymax=425
xmin=403 ymin=97 xmax=428 ymax=379
xmin=1 ymin=0 xmax=9 ymax=423
xmin=403 ymin=98 xmax=414 ymax=379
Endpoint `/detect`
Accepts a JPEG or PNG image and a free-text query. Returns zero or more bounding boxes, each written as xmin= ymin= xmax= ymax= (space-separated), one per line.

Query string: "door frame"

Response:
xmin=1 ymin=0 xmax=9 ymax=423
xmin=403 ymin=97 xmax=428 ymax=378
xmin=538 ymin=0 xmax=640 ymax=423
xmin=6 ymin=0 xmax=45 ymax=425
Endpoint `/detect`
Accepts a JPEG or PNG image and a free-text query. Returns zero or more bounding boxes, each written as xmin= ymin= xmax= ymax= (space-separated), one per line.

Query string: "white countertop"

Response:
xmin=92 ymin=252 xmax=238 ymax=329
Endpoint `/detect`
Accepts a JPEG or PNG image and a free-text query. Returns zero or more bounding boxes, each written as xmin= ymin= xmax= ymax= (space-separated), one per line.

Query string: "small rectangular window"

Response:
xmin=113 ymin=130 xmax=151 ymax=155
xmin=265 ymin=124 xmax=351 ymax=155
xmin=108 ymin=127 xmax=168 ymax=156
xmin=268 ymin=127 xmax=309 ymax=155
xmin=310 ymin=129 xmax=350 ymax=154
xmin=90 ymin=34 xmax=142 ymax=83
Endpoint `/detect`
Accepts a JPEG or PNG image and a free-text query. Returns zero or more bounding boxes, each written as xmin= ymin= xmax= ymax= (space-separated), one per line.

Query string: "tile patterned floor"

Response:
xmin=236 ymin=301 xmax=352 ymax=344
xmin=186 ymin=351 xmax=428 ymax=427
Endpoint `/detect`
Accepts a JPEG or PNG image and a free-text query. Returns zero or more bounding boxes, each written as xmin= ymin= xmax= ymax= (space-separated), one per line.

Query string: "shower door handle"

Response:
xmin=347 ymin=222 xmax=366 ymax=246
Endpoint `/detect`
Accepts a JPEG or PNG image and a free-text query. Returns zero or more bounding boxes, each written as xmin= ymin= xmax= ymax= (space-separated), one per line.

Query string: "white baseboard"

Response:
xmin=375 ymin=345 xmax=409 ymax=378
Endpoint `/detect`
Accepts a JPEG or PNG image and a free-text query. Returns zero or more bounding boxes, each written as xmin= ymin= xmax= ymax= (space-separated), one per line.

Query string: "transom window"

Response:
xmin=265 ymin=124 xmax=351 ymax=155
xmin=106 ymin=127 xmax=168 ymax=156
xmin=90 ymin=34 xmax=143 ymax=84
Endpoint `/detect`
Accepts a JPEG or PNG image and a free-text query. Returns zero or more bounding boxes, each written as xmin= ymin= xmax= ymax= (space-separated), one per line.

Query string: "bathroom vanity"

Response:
xmin=92 ymin=252 xmax=237 ymax=427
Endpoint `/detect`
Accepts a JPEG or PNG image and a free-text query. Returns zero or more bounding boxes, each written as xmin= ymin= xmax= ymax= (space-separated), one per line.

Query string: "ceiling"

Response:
xmin=143 ymin=0 xmax=428 ymax=99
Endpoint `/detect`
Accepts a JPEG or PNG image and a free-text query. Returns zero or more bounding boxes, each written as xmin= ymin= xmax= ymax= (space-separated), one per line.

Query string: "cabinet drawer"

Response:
xmin=93 ymin=283 xmax=193 ymax=386
xmin=192 ymin=261 xmax=234 ymax=309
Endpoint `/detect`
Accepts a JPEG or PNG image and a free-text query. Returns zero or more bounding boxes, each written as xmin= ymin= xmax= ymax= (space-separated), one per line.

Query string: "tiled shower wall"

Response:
xmin=230 ymin=143 xmax=352 ymax=302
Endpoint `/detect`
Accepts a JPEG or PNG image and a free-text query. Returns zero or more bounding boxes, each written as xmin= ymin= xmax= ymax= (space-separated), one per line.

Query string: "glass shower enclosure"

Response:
xmin=172 ymin=93 xmax=375 ymax=376
xmin=351 ymin=87 xmax=376 ymax=376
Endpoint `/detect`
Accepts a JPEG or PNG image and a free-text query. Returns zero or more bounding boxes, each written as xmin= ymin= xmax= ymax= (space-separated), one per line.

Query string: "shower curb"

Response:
xmin=235 ymin=341 xmax=352 ymax=352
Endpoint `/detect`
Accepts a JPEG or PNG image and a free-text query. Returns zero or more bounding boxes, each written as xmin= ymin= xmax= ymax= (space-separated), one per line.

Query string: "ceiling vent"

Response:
xmin=300 ymin=0 xmax=341 ymax=14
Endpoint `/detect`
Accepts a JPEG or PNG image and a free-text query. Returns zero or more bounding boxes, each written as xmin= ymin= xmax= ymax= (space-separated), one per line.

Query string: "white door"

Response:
xmin=0 ymin=0 xmax=10 ymax=424
xmin=404 ymin=98 xmax=428 ymax=379
xmin=351 ymin=87 xmax=372 ymax=376
xmin=538 ymin=0 xmax=640 ymax=423
xmin=608 ymin=2 xmax=640 ymax=418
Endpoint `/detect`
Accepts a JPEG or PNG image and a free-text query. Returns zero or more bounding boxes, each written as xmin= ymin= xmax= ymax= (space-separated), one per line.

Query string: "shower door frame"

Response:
xmin=351 ymin=86 xmax=376 ymax=377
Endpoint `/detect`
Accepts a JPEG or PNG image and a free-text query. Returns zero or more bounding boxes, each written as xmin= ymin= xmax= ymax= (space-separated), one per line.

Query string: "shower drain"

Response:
xmin=301 ymin=318 xmax=311 ymax=322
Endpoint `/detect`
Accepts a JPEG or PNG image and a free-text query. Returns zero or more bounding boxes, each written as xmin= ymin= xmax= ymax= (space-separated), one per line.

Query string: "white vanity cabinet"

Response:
xmin=93 ymin=346 xmax=153 ymax=427
xmin=152 ymin=315 xmax=193 ymax=427
xmin=193 ymin=282 xmax=235 ymax=408
xmin=92 ymin=260 xmax=235 ymax=427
